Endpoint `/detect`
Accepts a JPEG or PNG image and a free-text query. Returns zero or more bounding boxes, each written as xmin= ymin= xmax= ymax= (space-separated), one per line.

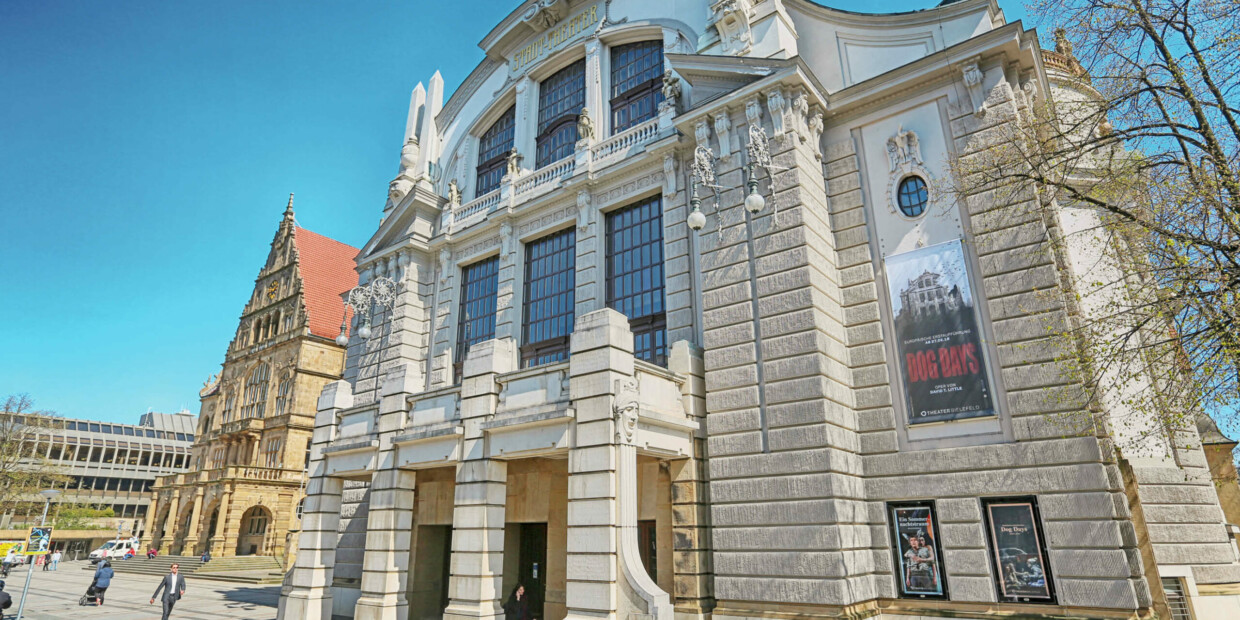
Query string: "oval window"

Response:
xmin=897 ymin=176 xmax=929 ymax=217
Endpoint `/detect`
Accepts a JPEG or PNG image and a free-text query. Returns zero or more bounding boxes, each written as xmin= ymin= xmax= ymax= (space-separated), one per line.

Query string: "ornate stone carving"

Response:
xmin=961 ymin=57 xmax=987 ymax=117
xmin=447 ymin=179 xmax=461 ymax=207
xmin=695 ymin=119 xmax=712 ymax=156
xmin=663 ymin=154 xmax=678 ymax=199
xmin=576 ymin=189 xmax=592 ymax=232
xmin=614 ymin=377 xmax=640 ymax=445
xmin=713 ymin=111 xmax=734 ymax=160
xmin=577 ymin=107 xmax=595 ymax=142
xmin=709 ymin=0 xmax=754 ymax=56
xmin=766 ymin=88 xmax=786 ymax=136
xmin=884 ymin=125 xmax=933 ymax=216
xmin=807 ymin=108 xmax=824 ymax=158
xmin=886 ymin=125 xmax=923 ymax=172
xmin=790 ymin=88 xmax=809 ymax=141
xmin=438 ymin=248 xmax=452 ymax=284
xmin=523 ymin=0 xmax=568 ymax=30
xmin=499 ymin=222 xmax=514 ymax=256
xmin=745 ymin=97 xmax=762 ymax=129
xmin=505 ymin=148 xmax=523 ymax=178
xmin=660 ymin=70 xmax=682 ymax=113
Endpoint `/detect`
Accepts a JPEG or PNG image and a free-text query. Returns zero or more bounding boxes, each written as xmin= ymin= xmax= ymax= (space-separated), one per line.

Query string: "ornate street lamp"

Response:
xmin=686 ymin=125 xmax=787 ymax=231
xmin=337 ymin=275 xmax=399 ymax=345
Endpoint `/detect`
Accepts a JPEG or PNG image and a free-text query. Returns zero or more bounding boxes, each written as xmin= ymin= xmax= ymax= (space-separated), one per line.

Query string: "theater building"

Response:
xmin=282 ymin=1 xmax=1240 ymax=619
xmin=144 ymin=197 xmax=359 ymax=560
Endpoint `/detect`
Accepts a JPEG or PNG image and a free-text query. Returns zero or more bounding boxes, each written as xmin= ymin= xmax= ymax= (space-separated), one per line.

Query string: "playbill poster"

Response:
xmin=985 ymin=500 xmax=1054 ymax=602
xmin=885 ymin=240 xmax=996 ymax=424
xmin=890 ymin=503 xmax=945 ymax=598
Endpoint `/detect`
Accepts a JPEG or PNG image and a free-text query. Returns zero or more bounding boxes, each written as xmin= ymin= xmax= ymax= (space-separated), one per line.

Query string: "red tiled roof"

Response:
xmin=294 ymin=226 xmax=360 ymax=340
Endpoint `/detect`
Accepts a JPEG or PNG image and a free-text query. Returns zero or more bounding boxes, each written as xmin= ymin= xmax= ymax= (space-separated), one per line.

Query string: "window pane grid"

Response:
xmin=522 ymin=228 xmax=576 ymax=367
xmin=455 ymin=257 xmax=500 ymax=380
xmin=606 ymin=196 xmax=667 ymax=365
xmin=537 ymin=60 xmax=586 ymax=167
xmin=476 ymin=106 xmax=515 ymax=195
xmin=610 ymin=41 xmax=664 ymax=132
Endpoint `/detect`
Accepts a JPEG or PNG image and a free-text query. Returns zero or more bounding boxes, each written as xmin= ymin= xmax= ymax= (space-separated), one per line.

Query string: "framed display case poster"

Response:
xmin=884 ymin=240 xmax=996 ymax=425
xmin=889 ymin=501 xmax=947 ymax=598
xmin=983 ymin=497 xmax=1056 ymax=603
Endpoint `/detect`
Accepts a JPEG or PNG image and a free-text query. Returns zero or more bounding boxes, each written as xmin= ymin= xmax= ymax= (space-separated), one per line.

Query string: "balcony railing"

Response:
xmin=514 ymin=157 xmax=575 ymax=198
xmin=454 ymin=188 xmax=502 ymax=222
xmin=219 ymin=417 xmax=264 ymax=435
xmin=592 ymin=118 xmax=659 ymax=165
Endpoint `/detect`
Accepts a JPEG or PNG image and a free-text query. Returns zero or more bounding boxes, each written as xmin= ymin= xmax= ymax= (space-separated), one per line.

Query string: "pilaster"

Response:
xmin=444 ymin=337 xmax=515 ymax=620
xmin=353 ymin=469 xmax=416 ymax=620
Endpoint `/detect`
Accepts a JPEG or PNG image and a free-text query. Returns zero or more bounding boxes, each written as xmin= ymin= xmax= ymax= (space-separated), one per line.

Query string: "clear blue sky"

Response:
xmin=0 ymin=0 xmax=1028 ymax=424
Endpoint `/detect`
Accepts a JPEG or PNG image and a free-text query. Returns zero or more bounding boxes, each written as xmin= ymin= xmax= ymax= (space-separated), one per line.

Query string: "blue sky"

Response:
xmin=0 ymin=0 xmax=1029 ymax=424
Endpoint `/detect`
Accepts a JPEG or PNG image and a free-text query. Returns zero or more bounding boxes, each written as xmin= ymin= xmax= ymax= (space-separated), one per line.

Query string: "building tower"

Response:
xmin=143 ymin=195 xmax=359 ymax=561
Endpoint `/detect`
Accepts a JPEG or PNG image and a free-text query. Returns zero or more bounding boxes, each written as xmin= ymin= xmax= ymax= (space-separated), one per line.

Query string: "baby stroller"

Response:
xmin=78 ymin=583 xmax=101 ymax=606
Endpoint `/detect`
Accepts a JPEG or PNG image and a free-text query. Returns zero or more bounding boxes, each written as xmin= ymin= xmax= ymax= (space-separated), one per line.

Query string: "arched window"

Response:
xmin=240 ymin=363 xmax=270 ymax=419
xmin=610 ymin=41 xmax=664 ymax=132
xmin=273 ymin=310 xmax=282 ymax=335
xmin=221 ymin=392 xmax=236 ymax=423
xmin=897 ymin=176 xmax=929 ymax=217
xmin=274 ymin=372 xmax=294 ymax=416
xmin=251 ymin=321 xmax=260 ymax=344
xmin=536 ymin=60 xmax=586 ymax=167
xmin=476 ymin=106 xmax=515 ymax=196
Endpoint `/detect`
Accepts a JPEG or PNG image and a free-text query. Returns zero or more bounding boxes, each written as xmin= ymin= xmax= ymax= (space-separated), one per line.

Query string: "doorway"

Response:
xmin=518 ymin=523 xmax=547 ymax=619
xmin=409 ymin=525 xmax=453 ymax=620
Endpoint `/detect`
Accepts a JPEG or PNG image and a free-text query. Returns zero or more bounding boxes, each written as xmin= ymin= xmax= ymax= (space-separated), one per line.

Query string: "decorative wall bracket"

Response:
xmin=709 ymin=0 xmax=755 ymax=56
xmin=960 ymin=57 xmax=988 ymax=117
xmin=339 ymin=275 xmax=399 ymax=343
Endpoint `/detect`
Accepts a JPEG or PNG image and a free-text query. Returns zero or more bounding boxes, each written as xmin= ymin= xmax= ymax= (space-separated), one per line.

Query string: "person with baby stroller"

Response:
xmin=81 ymin=559 xmax=113 ymax=606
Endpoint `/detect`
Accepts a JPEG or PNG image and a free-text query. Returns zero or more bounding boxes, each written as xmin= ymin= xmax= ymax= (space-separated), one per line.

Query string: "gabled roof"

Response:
xmin=293 ymin=226 xmax=360 ymax=340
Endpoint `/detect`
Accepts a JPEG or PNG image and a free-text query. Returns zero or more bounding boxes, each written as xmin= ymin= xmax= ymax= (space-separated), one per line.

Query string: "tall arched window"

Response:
xmin=476 ymin=106 xmax=515 ymax=196
xmin=274 ymin=372 xmax=294 ymax=416
xmin=240 ymin=363 xmax=270 ymax=419
xmin=536 ymin=60 xmax=586 ymax=167
xmin=222 ymin=392 xmax=236 ymax=423
xmin=610 ymin=41 xmax=664 ymax=132
xmin=273 ymin=310 xmax=282 ymax=335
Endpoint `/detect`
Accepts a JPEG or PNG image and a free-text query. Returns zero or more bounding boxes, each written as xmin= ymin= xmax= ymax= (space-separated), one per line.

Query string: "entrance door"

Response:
xmin=518 ymin=523 xmax=547 ymax=619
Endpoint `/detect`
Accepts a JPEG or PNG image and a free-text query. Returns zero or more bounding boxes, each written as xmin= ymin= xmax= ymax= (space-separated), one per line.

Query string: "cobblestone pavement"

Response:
xmin=1 ymin=561 xmax=278 ymax=619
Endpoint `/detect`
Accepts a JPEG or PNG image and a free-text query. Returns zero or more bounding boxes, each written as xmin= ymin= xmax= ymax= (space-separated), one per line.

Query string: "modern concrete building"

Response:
xmin=280 ymin=1 xmax=1240 ymax=619
xmin=3 ymin=410 xmax=196 ymax=537
xmin=144 ymin=197 xmax=359 ymax=560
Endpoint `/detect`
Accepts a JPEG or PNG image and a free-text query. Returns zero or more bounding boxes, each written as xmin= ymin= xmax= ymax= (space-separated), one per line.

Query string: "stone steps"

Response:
xmin=87 ymin=554 xmax=284 ymax=584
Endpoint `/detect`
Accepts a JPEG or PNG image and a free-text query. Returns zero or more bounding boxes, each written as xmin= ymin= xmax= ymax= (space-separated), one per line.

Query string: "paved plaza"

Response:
xmin=1 ymin=561 xmax=278 ymax=619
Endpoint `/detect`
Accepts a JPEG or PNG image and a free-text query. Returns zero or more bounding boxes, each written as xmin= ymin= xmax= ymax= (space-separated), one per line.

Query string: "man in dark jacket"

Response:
xmin=150 ymin=562 xmax=187 ymax=620
xmin=0 ymin=580 xmax=12 ymax=611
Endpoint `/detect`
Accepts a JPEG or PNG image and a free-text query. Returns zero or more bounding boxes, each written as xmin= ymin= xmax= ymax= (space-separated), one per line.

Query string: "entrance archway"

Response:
xmin=236 ymin=505 xmax=272 ymax=556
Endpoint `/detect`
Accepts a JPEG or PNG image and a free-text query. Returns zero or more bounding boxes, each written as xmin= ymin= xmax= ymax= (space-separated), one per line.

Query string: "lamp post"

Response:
xmin=336 ymin=275 xmax=399 ymax=346
xmin=685 ymin=125 xmax=786 ymax=232
xmin=15 ymin=488 xmax=60 ymax=620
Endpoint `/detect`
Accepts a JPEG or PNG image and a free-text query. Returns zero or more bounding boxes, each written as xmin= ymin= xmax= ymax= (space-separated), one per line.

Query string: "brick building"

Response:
xmin=144 ymin=196 xmax=358 ymax=560
xmin=281 ymin=1 xmax=1240 ymax=619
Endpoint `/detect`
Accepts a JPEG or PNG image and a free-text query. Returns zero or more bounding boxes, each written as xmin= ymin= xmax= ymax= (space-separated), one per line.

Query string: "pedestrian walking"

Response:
xmin=503 ymin=583 xmax=532 ymax=620
xmin=150 ymin=562 xmax=187 ymax=620
xmin=50 ymin=549 xmax=61 ymax=570
xmin=1 ymin=547 xmax=17 ymax=578
xmin=91 ymin=559 xmax=114 ymax=606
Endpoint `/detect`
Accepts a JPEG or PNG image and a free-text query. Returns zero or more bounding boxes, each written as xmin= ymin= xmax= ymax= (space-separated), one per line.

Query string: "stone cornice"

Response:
xmin=787 ymin=0 xmax=1003 ymax=29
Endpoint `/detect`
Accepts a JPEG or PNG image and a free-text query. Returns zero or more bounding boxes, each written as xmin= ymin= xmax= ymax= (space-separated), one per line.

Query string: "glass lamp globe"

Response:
xmin=335 ymin=333 xmax=349 ymax=347
xmin=358 ymin=323 xmax=372 ymax=339
xmin=687 ymin=208 xmax=706 ymax=231
xmin=745 ymin=189 xmax=765 ymax=214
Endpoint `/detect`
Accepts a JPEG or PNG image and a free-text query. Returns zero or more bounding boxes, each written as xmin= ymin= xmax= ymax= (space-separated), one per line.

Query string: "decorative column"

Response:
xmin=182 ymin=488 xmax=205 ymax=555
xmin=211 ymin=487 xmax=235 ymax=557
xmin=513 ymin=77 xmax=536 ymax=169
xmin=444 ymin=337 xmax=515 ymax=620
xmin=140 ymin=492 xmax=161 ymax=550
xmin=280 ymin=379 xmax=351 ymax=620
xmin=157 ymin=490 xmax=181 ymax=554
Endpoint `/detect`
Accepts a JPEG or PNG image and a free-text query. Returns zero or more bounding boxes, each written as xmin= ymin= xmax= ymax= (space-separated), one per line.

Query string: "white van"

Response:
xmin=89 ymin=538 xmax=139 ymax=563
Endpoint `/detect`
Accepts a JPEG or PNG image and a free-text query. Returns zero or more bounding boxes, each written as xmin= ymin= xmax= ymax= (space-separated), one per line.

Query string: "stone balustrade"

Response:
xmin=514 ymin=156 xmax=575 ymax=198
xmin=219 ymin=417 xmax=264 ymax=435
xmin=591 ymin=117 xmax=659 ymax=164
xmin=453 ymin=188 xmax=502 ymax=222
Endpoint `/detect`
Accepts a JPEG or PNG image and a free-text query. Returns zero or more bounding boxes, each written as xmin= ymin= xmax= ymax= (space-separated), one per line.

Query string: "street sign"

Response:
xmin=23 ymin=527 xmax=52 ymax=555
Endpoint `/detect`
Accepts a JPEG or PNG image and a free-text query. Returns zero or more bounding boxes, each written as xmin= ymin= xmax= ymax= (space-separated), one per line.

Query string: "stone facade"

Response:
xmin=281 ymin=1 xmax=1240 ymax=619
xmin=144 ymin=197 xmax=359 ymax=562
